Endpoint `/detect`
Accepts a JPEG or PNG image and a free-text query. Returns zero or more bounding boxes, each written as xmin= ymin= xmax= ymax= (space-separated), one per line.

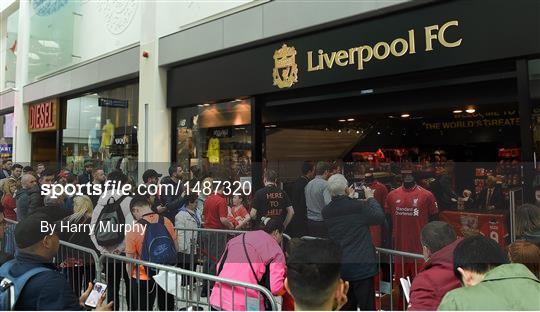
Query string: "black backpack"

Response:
xmin=95 ymin=195 xmax=127 ymax=247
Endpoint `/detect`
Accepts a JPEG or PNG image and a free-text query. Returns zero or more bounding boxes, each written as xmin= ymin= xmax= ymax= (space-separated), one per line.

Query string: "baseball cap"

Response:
xmin=15 ymin=213 xmax=58 ymax=249
xmin=142 ymin=169 xmax=162 ymax=182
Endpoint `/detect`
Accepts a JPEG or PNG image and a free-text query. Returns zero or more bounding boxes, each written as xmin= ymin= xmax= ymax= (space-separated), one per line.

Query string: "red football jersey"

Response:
xmin=480 ymin=220 xmax=508 ymax=248
xmin=386 ymin=185 xmax=438 ymax=253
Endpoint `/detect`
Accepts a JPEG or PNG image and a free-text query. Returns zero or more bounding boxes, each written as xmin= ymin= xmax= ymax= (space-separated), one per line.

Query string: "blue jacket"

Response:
xmin=6 ymin=252 xmax=82 ymax=310
xmin=322 ymin=196 xmax=385 ymax=281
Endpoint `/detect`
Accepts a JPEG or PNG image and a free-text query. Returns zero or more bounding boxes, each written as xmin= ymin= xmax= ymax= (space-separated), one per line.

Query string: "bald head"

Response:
xmin=21 ymin=174 xmax=38 ymax=189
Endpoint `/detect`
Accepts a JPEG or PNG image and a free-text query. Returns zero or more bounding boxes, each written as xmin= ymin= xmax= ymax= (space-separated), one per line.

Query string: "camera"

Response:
xmin=353 ymin=182 xmax=365 ymax=199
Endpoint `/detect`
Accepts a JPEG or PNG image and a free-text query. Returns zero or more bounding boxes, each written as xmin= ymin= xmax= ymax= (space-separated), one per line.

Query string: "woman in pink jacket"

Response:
xmin=209 ymin=218 xmax=286 ymax=311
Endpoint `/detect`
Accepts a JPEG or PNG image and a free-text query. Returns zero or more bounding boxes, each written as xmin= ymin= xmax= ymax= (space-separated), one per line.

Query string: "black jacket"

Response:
xmin=5 ymin=252 xmax=82 ymax=310
xmin=476 ymin=186 xmax=505 ymax=210
xmin=159 ymin=176 xmax=185 ymax=221
xmin=77 ymin=172 xmax=92 ymax=185
xmin=15 ymin=185 xmax=43 ymax=221
xmin=287 ymin=176 xmax=310 ymax=238
xmin=322 ymin=196 xmax=385 ymax=281
xmin=0 ymin=170 xmax=10 ymax=180
xmin=60 ymin=217 xmax=99 ymax=263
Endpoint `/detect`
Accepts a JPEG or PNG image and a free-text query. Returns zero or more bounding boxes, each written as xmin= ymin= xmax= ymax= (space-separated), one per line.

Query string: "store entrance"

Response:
xmin=31 ymin=132 xmax=57 ymax=165
xmin=265 ymin=102 xmax=521 ymax=193
xmin=262 ymin=76 xmax=520 ymax=247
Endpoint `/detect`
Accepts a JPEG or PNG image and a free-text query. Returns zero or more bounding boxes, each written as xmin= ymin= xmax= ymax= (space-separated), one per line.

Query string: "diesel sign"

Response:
xmin=28 ymin=99 xmax=59 ymax=132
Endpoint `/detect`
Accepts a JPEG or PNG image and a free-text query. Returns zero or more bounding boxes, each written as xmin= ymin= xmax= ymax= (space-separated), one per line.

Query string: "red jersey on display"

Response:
xmin=386 ymin=185 xmax=438 ymax=253
xmin=480 ymin=220 xmax=508 ymax=248
xmin=369 ymin=181 xmax=389 ymax=247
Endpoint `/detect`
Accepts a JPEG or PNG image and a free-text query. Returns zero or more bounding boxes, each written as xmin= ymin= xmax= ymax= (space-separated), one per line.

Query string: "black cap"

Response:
xmin=15 ymin=213 xmax=57 ymax=249
xmin=142 ymin=169 xmax=162 ymax=183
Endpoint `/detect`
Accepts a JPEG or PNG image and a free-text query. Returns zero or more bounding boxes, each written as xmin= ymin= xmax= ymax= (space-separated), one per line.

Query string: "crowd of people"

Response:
xmin=0 ymin=159 xmax=539 ymax=311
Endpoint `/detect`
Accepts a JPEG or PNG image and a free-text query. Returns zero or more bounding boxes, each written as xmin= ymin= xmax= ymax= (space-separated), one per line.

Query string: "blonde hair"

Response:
xmin=2 ymin=178 xmax=18 ymax=197
xmin=508 ymin=240 xmax=540 ymax=279
xmin=68 ymin=195 xmax=93 ymax=223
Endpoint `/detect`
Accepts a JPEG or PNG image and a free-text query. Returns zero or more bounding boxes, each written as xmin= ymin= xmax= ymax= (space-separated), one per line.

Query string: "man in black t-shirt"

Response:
xmin=250 ymin=170 xmax=294 ymax=229
xmin=288 ymin=162 xmax=314 ymax=237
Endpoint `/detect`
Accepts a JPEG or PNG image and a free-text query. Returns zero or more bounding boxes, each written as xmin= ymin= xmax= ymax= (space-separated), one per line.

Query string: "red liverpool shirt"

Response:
xmin=386 ymin=185 xmax=438 ymax=253
xmin=480 ymin=220 xmax=509 ymax=248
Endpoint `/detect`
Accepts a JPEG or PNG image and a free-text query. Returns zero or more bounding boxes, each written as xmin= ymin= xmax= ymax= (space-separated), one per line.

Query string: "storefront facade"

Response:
xmin=167 ymin=0 xmax=540 ymax=240
xmin=28 ymin=81 xmax=139 ymax=179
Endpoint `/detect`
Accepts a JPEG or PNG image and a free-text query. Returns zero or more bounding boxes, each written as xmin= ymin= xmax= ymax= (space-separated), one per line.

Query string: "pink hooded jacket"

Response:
xmin=209 ymin=230 xmax=286 ymax=311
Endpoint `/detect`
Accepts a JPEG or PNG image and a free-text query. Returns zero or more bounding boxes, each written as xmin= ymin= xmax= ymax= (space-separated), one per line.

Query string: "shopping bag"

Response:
xmin=152 ymin=270 xmax=182 ymax=297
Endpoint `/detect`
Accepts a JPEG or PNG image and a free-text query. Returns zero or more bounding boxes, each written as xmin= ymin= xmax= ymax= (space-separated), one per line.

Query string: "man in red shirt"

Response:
xmin=365 ymin=173 xmax=389 ymax=247
xmin=201 ymin=183 xmax=234 ymax=296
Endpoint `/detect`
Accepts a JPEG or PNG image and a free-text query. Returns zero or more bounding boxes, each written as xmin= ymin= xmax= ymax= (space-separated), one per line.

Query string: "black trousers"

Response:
xmin=130 ymin=278 xmax=175 ymax=311
xmin=104 ymin=260 xmax=131 ymax=311
xmin=307 ymin=220 xmax=328 ymax=238
xmin=341 ymin=276 xmax=375 ymax=311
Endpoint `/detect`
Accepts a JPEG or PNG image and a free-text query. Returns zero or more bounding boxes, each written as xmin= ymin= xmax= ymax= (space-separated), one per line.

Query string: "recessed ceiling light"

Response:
xmin=401 ymin=114 xmax=410 ymax=118
xmin=466 ymin=108 xmax=476 ymax=114
xmin=338 ymin=119 xmax=346 ymax=122
xmin=453 ymin=110 xmax=463 ymax=114
xmin=356 ymin=130 xmax=360 ymax=134
xmin=377 ymin=131 xmax=381 ymax=135
xmin=388 ymin=115 xmax=395 ymax=119
xmin=197 ymin=104 xmax=204 ymax=107
xmin=338 ymin=129 xmax=342 ymax=133
xmin=203 ymin=103 xmax=210 ymax=107
xmin=347 ymin=118 xmax=355 ymax=122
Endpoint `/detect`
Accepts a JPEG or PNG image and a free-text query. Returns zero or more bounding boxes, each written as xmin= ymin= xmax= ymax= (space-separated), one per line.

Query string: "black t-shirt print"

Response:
xmin=253 ymin=185 xmax=292 ymax=223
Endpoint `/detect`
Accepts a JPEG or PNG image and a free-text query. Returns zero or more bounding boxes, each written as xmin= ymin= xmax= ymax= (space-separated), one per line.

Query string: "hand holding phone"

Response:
xmin=84 ymin=282 xmax=108 ymax=309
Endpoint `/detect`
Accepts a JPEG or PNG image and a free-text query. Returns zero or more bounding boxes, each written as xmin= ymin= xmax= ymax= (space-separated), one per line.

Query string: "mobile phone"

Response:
xmin=84 ymin=282 xmax=108 ymax=308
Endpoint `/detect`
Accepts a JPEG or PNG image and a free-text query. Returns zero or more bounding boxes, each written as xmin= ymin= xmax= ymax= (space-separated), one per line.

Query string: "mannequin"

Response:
xmin=88 ymin=122 xmax=100 ymax=158
xmin=100 ymin=119 xmax=115 ymax=158
xmin=403 ymin=174 xmax=416 ymax=190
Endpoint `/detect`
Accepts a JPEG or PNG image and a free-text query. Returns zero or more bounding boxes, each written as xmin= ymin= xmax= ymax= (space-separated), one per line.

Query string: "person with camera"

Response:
xmin=322 ymin=174 xmax=385 ymax=311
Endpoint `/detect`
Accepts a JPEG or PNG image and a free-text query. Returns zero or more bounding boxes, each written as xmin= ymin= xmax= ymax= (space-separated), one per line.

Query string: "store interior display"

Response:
xmin=61 ymin=83 xmax=139 ymax=179
xmin=176 ymin=100 xmax=252 ymax=183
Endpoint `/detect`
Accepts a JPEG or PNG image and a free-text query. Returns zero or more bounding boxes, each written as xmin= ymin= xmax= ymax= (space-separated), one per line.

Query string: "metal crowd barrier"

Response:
xmin=54 ymin=240 xmax=102 ymax=297
xmin=175 ymin=227 xmax=247 ymax=279
xmin=175 ymin=227 xmax=292 ymax=277
xmin=99 ymin=252 xmax=278 ymax=311
xmin=375 ymin=247 xmax=424 ymax=311
xmin=1 ymin=218 xmax=17 ymax=256
xmin=300 ymin=236 xmax=424 ymax=311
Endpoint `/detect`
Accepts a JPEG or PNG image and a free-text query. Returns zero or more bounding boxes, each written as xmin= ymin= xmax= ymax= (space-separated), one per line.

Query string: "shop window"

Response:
xmin=175 ymin=100 xmax=252 ymax=184
xmin=0 ymin=113 xmax=14 ymax=159
xmin=62 ymin=83 xmax=138 ymax=179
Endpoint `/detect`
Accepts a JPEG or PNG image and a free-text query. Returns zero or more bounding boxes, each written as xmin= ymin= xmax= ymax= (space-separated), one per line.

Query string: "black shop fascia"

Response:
xmin=167 ymin=0 xmax=540 ymax=190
